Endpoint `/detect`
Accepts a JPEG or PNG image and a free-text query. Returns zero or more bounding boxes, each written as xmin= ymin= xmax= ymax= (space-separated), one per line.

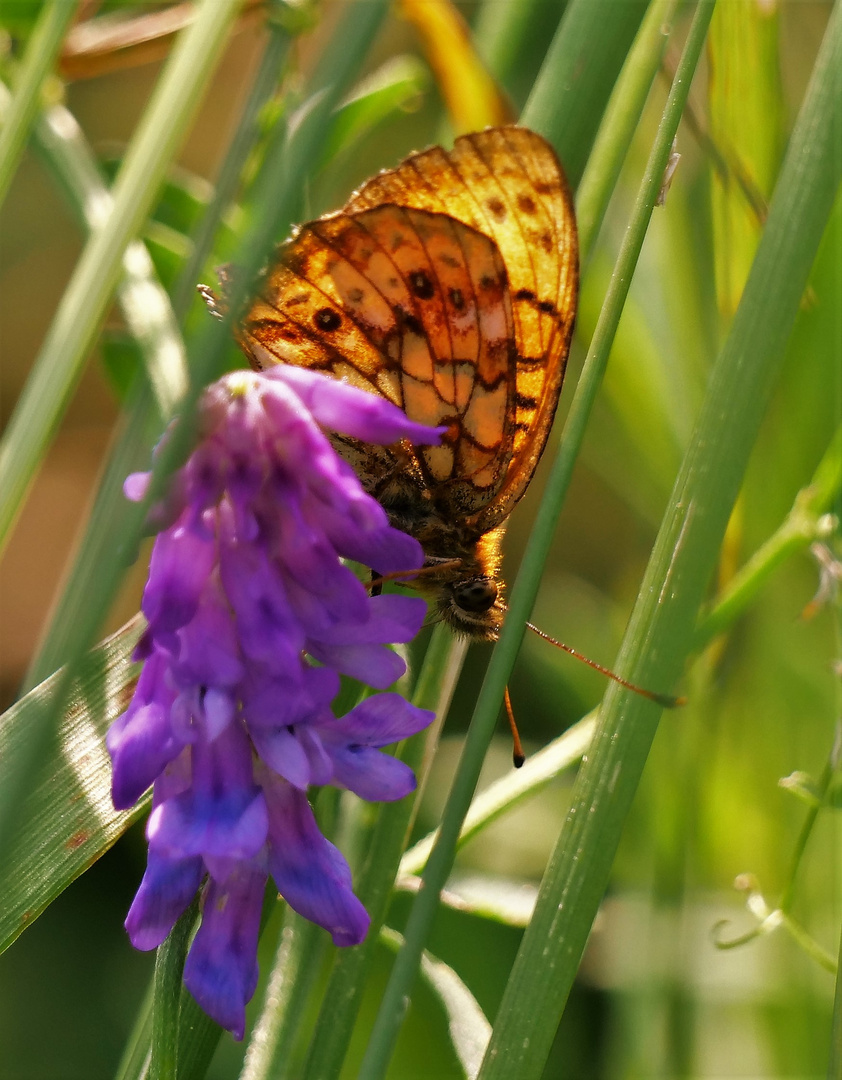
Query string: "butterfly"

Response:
xmin=208 ymin=126 xmax=578 ymax=641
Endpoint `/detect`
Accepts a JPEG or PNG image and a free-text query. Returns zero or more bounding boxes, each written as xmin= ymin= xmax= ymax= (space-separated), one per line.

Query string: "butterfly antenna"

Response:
xmin=525 ymin=622 xmax=686 ymax=708
xmin=503 ymin=687 xmax=526 ymax=768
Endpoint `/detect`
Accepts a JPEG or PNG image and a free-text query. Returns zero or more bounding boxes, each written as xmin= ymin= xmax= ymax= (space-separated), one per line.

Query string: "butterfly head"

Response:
xmin=440 ymin=575 xmax=504 ymax=641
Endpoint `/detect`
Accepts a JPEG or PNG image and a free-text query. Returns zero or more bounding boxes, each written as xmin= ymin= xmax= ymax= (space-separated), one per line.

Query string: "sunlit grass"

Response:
xmin=0 ymin=2 xmax=839 ymax=1078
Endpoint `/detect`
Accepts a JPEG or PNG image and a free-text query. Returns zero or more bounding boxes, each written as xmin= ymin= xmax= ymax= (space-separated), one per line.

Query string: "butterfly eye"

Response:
xmin=453 ymin=578 xmax=498 ymax=614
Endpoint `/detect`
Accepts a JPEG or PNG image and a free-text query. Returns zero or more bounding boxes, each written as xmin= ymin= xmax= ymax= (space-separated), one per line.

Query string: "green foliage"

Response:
xmin=0 ymin=1 xmax=839 ymax=1078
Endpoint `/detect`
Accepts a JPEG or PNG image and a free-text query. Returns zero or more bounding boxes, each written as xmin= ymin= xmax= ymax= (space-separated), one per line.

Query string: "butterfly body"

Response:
xmin=217 ymin=126 xmax=578 ymax=640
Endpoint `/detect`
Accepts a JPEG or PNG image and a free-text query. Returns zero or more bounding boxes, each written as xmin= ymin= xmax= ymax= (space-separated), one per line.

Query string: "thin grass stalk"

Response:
xmin=170 ymin=0 xmax=296 ymax=321
xmin=0 ymin=0 xmax=240 ymax=856
xmin=20 ymin=1 xmax=301 ymax=693
xmin=19 ymin=99 xmax=188 ymax=691
xmin=92 ymin=3 xmax=392 ymax=1068
xmin=830 ymin=801 xmax=842 ymax=1079
xmin=479 ymin=4 xmax=842 ymax=1076
xmin=0 ymin=0 xmax=389 ymax=862
xmin=30 ymin=100 xmax=188 ymax=416
xmin=0 ymin=0 xmax=239 ymax=557
xmin=576 ymin=0 xmax=680 ymax=267
xmin=113 ymin=980 xmax=154 ymax=1080
xmin=695 ymin=423 xmax=842 ymax=645
xmin=299 ymin=628 xmax=465 ymax=1080
xmin=471 ymin=0 xmax=564 ymax=107
xmin=240 ymin=912 xmax=324 ymax=1080
xmin=151 ymin=901 xmax=201 ymax=1080
xmin=355 ymin=5 xmax=711 ymax=1077
xmin=0 ymin=0 xmax=79 ymax=207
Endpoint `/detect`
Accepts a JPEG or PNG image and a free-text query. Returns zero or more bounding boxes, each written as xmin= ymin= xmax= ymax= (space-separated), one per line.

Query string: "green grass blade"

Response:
xmin=380 ymin=927 xmax=491 ymax=1080
xmin=0 ymin=0 xmax=240 ymax=863
xmin=576 ymin=0 xmax=681 ymax=267
xmin=696 ymin=423 xmax=842 ymax=645
xmin=151 ymin=903 xmax=201 ymax=1080
xmin=0 ymin=619 xmax=145 ymax=954
xmin=299 ymin=628 xmax=466 ymax=1080
xmin=472 ymin=0 xmax=563 ymax=111
xmin=399 ymin=710 xmax=596 ymax=878
xmin=31 ymin=100 xmax=188 ymax=417
xmin=0 ymin=0 xmax=239 ymax=557
xmin=354 ymin=5 xmax=702 ymax=1077
xmin=0 ymin=0 xmax=78 ymax=207
xmin=830 ymin=914 xmax=842 ymax=1080
xmin=170 ymin=1 xmax=297 ymax=320
xmin=522 ymin=0 xmax=648 ymax=185
xmin=478 ymin=4 xmax=842 ymax=1077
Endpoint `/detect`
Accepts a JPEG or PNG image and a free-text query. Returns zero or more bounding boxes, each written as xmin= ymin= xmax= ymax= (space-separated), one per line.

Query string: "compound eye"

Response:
xmin=453 ymin=578 xmax=498 ymax=614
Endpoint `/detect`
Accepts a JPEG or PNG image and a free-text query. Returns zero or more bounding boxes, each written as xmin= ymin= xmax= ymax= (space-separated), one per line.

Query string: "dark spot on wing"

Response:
xmin=485 ymin=196 xmax=506 ymax=220
xmin=395 ymin=306 xmax=425 ymax=336
xmin=517 ymin=193 xmax=537 ymax=215
xmin=449 ymin=287 xmax=465 ymax=311
xmin=515 ymin=288 xmax=536 ymax=302
xmin=314 ymin=307 xmax=342 ymax=332
xmin=409 ymin=269 xmax=435 ymax=300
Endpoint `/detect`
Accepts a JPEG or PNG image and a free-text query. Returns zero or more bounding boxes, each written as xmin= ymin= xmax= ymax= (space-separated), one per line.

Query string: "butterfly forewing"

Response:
xmin=344 ymin=127 xmax=577 ymax=526
xmin=232 ymin=125 xmax=578 ymax=638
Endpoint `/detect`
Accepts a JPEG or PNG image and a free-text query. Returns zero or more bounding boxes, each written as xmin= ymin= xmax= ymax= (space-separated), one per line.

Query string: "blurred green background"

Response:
xmin=0 ymin=1 xmax=839 ymax=1077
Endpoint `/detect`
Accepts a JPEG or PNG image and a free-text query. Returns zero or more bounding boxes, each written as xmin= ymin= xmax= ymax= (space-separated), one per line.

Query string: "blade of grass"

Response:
xmin=239 ymin=910 xmax=325 ymax=1080
xmin=478 ymin=5 xmax=842 ymax=1077
xmin=170 ymin=0 xmax=300 ymax=321
xmin=296 ymin=628 xmax=466 ymax=1080
xmin=355 ymin=6 xmax=711 ymax=1077
xmin=522 ymin=0 xmax=648 ymax=187
xmin=0 ymin=618 xmax=145 ymax=954
xmin=471 ymin=0 xmax=563 ymax=111
xmin=696 ymin=423 xmax=842 ymax=645
xmin=0 ymin=0 xmax=79 ymax=207
xmin=830 ymin=880 xmax=842 ymax=1079
xmin=18 ymin=95 xmax=191 ymax=692
xmin=97 ymin=4 xmax=394 ymax=1071
xmin=576 ymin=0 xmax=681 ymax=268
xmin=30 ymin=99 xmax=188 ymax=417
xmin=114 ymin=979 xmax=154 ymax=1080
xmin=399 ymin=709 xmax=596 ymax=878
xmin=380 ymin=927 xmax=491 ymax=1080
xmin=0 ymin=0 xmax=239 ymax=558
xmin=0 ymin=0 xmax=239 ymax=863
xmin=0 ymin=0 xmax=389 ymax=873
xmin=20 ymin=1 xmax=303 ymax=694
xmin=151 ymin=901 xmax=202 ymax=1080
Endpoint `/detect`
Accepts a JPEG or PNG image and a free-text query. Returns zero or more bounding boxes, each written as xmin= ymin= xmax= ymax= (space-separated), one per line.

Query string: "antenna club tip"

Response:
xmin=655 ymin=692 xmax=688 ymax=709
xmin=513 ymin=752 xmax=525 ymax=769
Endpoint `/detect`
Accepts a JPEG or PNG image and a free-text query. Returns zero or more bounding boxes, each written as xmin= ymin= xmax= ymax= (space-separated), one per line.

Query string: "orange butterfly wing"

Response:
xmin=239 ymin=126 xmax=577 ymax=528
xmin=344 ymin=126 xmax=578 ymax=529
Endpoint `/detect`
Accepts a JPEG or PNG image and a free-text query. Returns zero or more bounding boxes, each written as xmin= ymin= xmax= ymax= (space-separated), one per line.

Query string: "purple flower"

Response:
xmin=109 ymin=367 xmax=442 ymax=1038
